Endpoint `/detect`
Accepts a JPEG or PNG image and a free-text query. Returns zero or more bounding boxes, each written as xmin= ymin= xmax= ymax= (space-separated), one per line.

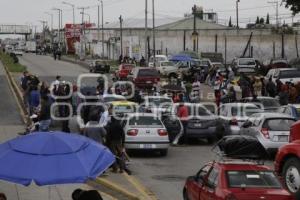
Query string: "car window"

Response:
xmin=231 ymin=106 xmax=261 ymax=117
xmin=239 ymin=59 xmax=256 ymax=66
xmin=227 ymin=171 xmax=281 ymax=189
xmin=147 ymin=98 xmax=172 ymax=106
xmin=161 ymin=62 xmax=174 ymax=67
xmin=113 ymin=105 xmax=136 ymax=114
xmin=129 ymin=116 xmax=163 ymax=127
xmin=138 ymin=69 xmax=159 ymax=77
xmin=197 ymin=165 xmax=211 ymax=183
xmin=207 ymin=168 xmax=219 ymax=188
xmin=279 ymin=70 xmax=300 ymax=79
xmin=262 ymin=118 xmax=296 ymax=131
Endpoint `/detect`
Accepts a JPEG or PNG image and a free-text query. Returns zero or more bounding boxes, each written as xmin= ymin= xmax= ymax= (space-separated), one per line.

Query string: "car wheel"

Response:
xmin=183 ymin=188 xmax=189 ymax=200
xmin=160 ymin=149 xmax=168 ymax=157
xmin=283 ymin=157 xmax=300 ymax=199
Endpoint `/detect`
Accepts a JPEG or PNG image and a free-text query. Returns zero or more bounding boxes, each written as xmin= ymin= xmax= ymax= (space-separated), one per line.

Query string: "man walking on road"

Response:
xmin=106 ymin=116 xmax=126 ymax=173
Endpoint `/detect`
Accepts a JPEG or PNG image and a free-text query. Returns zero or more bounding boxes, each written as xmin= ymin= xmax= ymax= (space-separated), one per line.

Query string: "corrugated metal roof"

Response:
xmin=157 ymin=17 xmax=228 ymax=30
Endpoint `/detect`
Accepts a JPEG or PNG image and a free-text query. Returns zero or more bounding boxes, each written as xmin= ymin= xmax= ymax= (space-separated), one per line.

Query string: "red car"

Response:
xmin=131 ymin=67 xmax=160 ymax=89
xmin=275 ymin=121 xmax=300 ymax=199
xmin=184 ymin=161 xmax=294 ymax=200
xmin=116 ymin=64 xmax=135 ymax=80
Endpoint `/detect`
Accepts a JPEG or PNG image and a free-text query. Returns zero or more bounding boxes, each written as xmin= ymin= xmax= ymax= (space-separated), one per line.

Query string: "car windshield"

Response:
xmin=260 ymin=99 xmax=280 ymax=108
xmin=231 ymin=106 xmax=262 ymax=117
xmin=161 ymin=62 xmax=174 ymax=67
xmin=239 ymin=59 xmax=256 ymax=65
xmin=262 ymin=118 xmax=296 ymax=131
xmin=279 ymin=70 xmax=300 ymax=79
xmin=138 ymin=69 xmax=159 ymax=77
xmin=227 ymin=171 xmax=281 ymax=189
xmin=104 ymin=96 xmax=126 ymax=102
xmin=148 ymin=98 xmax=172 ymax=106
xmin=129 ymin=116 xmax=163 ymax=127
xmin=113 ymin=105 xmax=135 ymax=113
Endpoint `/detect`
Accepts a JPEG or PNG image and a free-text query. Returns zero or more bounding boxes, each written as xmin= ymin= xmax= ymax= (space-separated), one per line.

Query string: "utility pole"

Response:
xmin=62 ymin=1 xmax=75 ymax=52
xmin=236 ymin=0 xmax=240 ymax=29
xmin=52 ymin=8 xmax=62 ymax=45
xmin=39 ymin=20 xmax=47 ymax=45
xmin=78 ymin=6 xmax=90 ymax=59
xmin=119 ymin=15 xmax=123 ymax=56
xmin=268 ymin=1 xmax=279 ymax=28
xmin=101 ymin=0 xmax=104 ymax=58
xmin=152 ymin=0 xmax=156 ymax=67
xmin=145 ymin=0 xmax=148 ymax=62
xmin=45 ymin=12 xmax=53 ymax=45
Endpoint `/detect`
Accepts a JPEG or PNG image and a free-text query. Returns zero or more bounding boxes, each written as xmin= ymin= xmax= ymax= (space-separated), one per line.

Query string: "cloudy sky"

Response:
xmin=0 ymin=0 xmax=298 ymax=31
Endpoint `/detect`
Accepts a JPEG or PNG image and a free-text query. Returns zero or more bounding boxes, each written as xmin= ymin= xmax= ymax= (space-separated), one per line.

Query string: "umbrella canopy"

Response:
xmin=170 ymin=54 xmax=193 ymax=62
xmin=0 ymin=132 xmax=115 ymax=186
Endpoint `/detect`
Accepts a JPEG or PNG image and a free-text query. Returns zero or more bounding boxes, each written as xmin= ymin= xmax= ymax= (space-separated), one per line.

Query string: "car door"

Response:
xmin=188 ymin=165 xmax=211 ymax=200
xmin=200 ymin=166 xmax=219 ymax=200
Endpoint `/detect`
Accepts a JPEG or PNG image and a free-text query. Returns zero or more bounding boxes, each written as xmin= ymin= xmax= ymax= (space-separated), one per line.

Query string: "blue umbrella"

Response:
xmin=0 ymin=131 xmax=115 ymax=186
xmin=170 ymin=54 xmax=193 ymax=62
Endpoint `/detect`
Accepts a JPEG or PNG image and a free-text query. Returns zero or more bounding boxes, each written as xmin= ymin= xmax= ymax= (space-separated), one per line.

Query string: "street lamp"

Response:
xmin=77 ymin=6 xmax=90 ymax=60
xmin=236 ymin=0 xmax=240 ymax=29
xmin=52 ymin=7 xmax=62 ymax=45
xmin=97 ymin=0 xmax=104 ymax=58
xmin=39 ymin=20 xmax=47 ymax=45
xmin=44 ymin=12 xmax=54 ymax=45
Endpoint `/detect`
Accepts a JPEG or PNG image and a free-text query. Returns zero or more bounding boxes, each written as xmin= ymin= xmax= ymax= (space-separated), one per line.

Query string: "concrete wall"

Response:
xmin=85 ymin=28 xmax=300 ymax=62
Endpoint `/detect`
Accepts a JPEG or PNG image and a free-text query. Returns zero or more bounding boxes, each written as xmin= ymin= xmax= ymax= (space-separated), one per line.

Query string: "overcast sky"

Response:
xmin=0 ymin=0 xmax=299 ymax=32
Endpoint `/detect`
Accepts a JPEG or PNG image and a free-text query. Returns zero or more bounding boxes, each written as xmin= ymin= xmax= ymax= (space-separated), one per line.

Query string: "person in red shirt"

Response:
xmin=177 ymin=103 xmax=189 ymax=144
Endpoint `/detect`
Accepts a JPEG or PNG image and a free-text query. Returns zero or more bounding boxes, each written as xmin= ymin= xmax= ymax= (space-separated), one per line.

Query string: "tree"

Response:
xmin=255 ymin=16 xmax=260 ymax=24
xmin=266 ymin=13 xmax=270 ymax=24
xmin=228 ymin=17 xmax=233 ymax=27
xmin=259 ymin=17 xmax=265 ymax=24
xmin=283 ymin=0 xmax=300 ymax=15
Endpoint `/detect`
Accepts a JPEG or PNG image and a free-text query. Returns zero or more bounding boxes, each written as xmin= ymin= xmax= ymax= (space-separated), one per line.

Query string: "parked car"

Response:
xmin=155 ymin=61 xmax=178 ymax=78
xmin=141 ymin=96 xmax=173 ymax=115
xmin=219 ymin=103 xmax=263 ymax=135
xmin=174 ymin=103 xmax=223 ymax=143
xmin=265 ymin=68 xmax=300 ymax=84
xmin=129 ymin=67 xmax=160 ymax=89
xmin=275 ymin=139 xmax=300 ymax=199
xmin=149 ymin=55 xmax=169 ymax=67
xmin=278 ymin=105 xmax=300 ymax=120
xmin=175 ymin=59 xmax=202 ymax=79
xmin=241 ymin=96 xmax=281 ymax=112
xmin=12 ymin=49 xmax=23 ymax=56
xmin=122 ymin=113 xmax=169 ymax=156
xmin=115 ymin=63 xmax=135 ymax=80
xmin=89 ymin=60 xmax=110 ymax=74
xmin=231 ymin=57 xmax=257 ymax=74
xmin=240 ymin=113 xmax=296 ymax=153
xmin=109 ymin=101 xmax=138 ymax=119
xmin=184 ymin=160 xmax=294 ymax=200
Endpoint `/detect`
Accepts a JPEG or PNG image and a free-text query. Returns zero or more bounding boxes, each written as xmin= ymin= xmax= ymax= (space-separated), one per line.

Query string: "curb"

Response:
xmin=1 ymin=61 xmax=28 ymax=125
xmin=94 ymin=177 xmax=140 ymax=200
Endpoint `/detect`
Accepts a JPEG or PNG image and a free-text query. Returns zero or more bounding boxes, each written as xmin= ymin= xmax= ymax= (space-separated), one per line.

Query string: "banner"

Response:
xmin=65 ymin=23 xmax=93 ymax=54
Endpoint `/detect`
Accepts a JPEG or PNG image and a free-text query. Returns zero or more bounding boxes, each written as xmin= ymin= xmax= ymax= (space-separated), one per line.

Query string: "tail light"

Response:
xmin=158 ymin=129 xmax=168 ymax=136
xmin=127 ymin=129 xmax=138 ymax=136
xmin=225 ymin=194 xmax=238 ymax=200
xmin=261 ymin=128 xmax=270 ymax=139
xmin=229 ymin=118 xmax=238 ymax=126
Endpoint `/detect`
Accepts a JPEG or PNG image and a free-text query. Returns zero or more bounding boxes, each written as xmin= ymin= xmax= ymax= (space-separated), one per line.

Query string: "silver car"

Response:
xmin=122 ymin=113 xmax=170 ymax=156
xmin=240 ymin=113 xmax=296 ymax=153
xmin=219 ymin=103 xmax=263 ymax=135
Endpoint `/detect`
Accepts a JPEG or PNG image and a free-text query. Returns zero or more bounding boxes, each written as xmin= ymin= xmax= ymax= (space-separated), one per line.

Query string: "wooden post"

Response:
xmin=215 ymin=34 xmax=218 ymax=53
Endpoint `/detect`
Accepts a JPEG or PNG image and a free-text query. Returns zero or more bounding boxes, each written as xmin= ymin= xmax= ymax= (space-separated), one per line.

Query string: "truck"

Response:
xmin=25 ymin=41 xmax=36 ymax=53
xmin=275 ymin=120 xmax=300 ymax=199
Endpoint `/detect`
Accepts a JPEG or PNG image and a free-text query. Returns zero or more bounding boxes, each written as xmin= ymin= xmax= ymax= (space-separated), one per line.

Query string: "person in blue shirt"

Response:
xmin=29 ymin=85 xmax=40 ymax=115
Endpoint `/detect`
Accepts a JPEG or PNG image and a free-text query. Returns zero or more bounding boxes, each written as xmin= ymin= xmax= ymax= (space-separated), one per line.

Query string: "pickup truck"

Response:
xmin=155 ymin=61 xmax=178 ymax=78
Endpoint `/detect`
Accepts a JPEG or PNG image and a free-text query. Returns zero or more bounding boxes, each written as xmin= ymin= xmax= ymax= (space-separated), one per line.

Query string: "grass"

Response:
xmin=0 ymin=51 xmax=27 ymax=73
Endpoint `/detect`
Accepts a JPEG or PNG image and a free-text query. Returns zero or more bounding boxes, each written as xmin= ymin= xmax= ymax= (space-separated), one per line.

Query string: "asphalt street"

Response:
xmin=16 ymin=53 xmax=225 ymax=200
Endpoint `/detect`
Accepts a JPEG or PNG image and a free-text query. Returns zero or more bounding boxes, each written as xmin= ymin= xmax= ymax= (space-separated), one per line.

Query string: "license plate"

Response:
xmin=278 ymin=136 xmax=288 ymax=142
xmin=194 ymin=123 xmax=202 ymax=127
xmin=140 ymin=144 xmax=156 ymax=149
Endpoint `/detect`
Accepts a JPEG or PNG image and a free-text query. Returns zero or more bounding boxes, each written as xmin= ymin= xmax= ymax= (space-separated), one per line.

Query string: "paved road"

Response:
xmin=18 ymin=54 xmax=223 ymax=200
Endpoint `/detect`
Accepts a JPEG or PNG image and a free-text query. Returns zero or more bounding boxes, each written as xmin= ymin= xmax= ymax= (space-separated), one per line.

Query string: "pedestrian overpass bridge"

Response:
xmin=0 ymin=25 xmax=31 ymax=35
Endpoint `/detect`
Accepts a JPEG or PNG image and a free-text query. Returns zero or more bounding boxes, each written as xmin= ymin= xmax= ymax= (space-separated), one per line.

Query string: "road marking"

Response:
xmin=122 ymin=173 xmax=157 ymax=200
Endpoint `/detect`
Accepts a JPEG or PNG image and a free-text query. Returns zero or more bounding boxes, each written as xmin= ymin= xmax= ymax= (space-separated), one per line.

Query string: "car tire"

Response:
xmin=160 ymin=149 xmax=168 ymax=157
xmin=282 ymin=157 xmax=300 ymax=199
xmin=183 ymin=188 xmax=189 ymax=200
